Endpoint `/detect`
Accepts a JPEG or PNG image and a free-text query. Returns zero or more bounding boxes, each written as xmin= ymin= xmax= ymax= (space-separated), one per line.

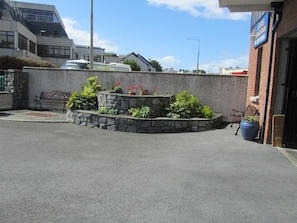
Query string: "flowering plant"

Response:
xmin=113 ymin=81 xmax=122 ymax=93
xmin=152 ymin=87 xmax=159 ymax=95
xmin=127 ymin=85 xmax=137 ymax=93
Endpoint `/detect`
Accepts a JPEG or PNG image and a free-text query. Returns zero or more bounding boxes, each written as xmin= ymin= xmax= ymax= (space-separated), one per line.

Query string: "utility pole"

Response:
xmin=186 ymin=38 xmax=200 ymax=73
xmin=90 ymin=0 xmax=94 ymax=69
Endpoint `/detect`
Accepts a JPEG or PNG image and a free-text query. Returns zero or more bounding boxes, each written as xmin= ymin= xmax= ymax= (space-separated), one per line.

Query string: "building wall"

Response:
xmin=277 ymin=0 xmax=297 ymax=38
xmin=247 ymin=13 xmax=277 ymax=143
xmin=24 ymin=67 xmax=248 ymax=121
xmin=247 ymin=0 xmax=297 ymax=144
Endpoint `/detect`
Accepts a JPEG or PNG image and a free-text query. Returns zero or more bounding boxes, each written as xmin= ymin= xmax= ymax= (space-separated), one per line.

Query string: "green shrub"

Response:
xmin=108 ymin=108 xmax=119 ymax=115
xmin=98 ymin=107 xmax=119 ymax=115
xmin=98 ymin=106 xmax=108 ymax=114
xmin=166 ymin=90 xmax=202 ymax=118
xmin=201 ymin=105 xmax=214 ymax=118
xmin=0 ymin=56 xmax=56 ymax=70
xmin=166 ymin=90 xmax=214 ymax=118
xmin=129 ymin=106 xmax=152 ymax=118
xmin=67 ymin=76 xmax=101 ymax=110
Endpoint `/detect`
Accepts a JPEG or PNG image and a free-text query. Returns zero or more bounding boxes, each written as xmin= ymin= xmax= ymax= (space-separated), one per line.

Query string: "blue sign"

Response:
xmin=254 ymin=13 xmax=270 ymax=48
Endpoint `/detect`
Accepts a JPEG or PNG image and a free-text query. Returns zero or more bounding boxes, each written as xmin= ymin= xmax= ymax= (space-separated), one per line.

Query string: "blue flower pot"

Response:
xmin=240 ymin=121 xmax=259 ymax=141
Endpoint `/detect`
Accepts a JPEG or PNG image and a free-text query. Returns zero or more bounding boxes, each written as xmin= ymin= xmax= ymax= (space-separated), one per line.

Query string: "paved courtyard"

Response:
xmin=0 ymin=119 xmax=297 ymax=223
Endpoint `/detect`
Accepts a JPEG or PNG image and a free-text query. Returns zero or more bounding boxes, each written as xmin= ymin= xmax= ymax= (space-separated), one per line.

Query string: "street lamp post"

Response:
xmin=186 ymin=38 xmax=200 ymax=73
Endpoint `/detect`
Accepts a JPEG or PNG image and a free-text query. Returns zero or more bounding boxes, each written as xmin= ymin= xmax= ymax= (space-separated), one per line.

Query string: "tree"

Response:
xmin=193 ymin=69 xmax=206 ymax=74
xmin=104 ymin=52 xmax=117 ymax=57
xmin=123 ymin=59 xmax=141 ymax=71
xmin=149 ymin=60 xmax=162 ymax=72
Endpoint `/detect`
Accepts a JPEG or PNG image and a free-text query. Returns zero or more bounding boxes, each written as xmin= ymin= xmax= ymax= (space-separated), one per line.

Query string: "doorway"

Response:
xmin=283 ymin=39 xmax=297 ymax=148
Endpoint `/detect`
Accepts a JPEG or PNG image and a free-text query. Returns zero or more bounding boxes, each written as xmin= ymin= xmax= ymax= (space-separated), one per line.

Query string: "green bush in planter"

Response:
xmin=166 ymin=90 xmax=214 ymax=118
xmin=129 ymin=106 xmax=152 ymax=118
xmin=98 ymin=107 xmax=119 ymax=115
xmin=67 ymin=76 xmax=101 ymax=110
xmin=201 ymin=105 xmax=214 ymax=118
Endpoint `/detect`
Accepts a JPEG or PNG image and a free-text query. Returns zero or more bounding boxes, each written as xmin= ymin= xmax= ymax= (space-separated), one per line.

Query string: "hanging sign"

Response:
xmin=254 ymin=13 xmax=270 ymax=48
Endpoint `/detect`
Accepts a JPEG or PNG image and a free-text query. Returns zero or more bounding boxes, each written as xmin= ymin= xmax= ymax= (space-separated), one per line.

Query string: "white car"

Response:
xmin=60 ymin=60 xmax=132 ymax=71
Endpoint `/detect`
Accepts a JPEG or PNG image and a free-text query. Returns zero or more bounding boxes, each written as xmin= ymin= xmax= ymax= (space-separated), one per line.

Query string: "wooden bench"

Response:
xmin=230 ymin=105 xmax=259 ymax=135
xmin=34 ymin=91 xmax=70 ymax=112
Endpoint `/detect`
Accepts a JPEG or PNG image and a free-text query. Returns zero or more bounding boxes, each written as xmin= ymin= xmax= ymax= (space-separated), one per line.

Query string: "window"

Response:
xmin=0 ymin=31 xmax=14 ymax=48
xmin=255 ymin=47 xmax=263 ymax=96
xmin=77 ymin=54 xmax=90 ymax=61
xmin=29 ymin=41 xmax=36 ymax=54
xmin=18 ymin=34 xmax=27 ymax=50
xmin=37 ymin=45 xmax=70 ymax=58
xmin=19 ymin=8 xmax=57 ymax=23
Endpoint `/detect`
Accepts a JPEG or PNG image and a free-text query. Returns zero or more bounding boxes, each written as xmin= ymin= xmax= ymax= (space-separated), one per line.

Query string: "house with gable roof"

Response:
xmin=116 ymin=52 xmax=156 ymax=72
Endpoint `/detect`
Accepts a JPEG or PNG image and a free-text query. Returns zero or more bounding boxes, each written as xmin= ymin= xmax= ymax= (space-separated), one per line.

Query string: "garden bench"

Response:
xmin=35 ymin=91 xmax=70 ymax=112
xmin=230 ymin=105 xmax=259 ymax=135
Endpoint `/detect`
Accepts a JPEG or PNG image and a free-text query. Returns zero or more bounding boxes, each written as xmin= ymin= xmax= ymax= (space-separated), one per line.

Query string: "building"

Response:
xmin=76 ymin=45 xmax=104 ymax=62
xmin=0 ymin=0 xmax=104 ymax=66
xmin=219 ymin=0 xmax=297 ymax=148
xmin=221 ymin=67 xmax=248 ymax=75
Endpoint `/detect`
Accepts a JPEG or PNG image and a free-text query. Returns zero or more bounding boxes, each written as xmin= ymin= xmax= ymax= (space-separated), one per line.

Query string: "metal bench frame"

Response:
xmin=34 ymin=91 xmax=70 ymax=112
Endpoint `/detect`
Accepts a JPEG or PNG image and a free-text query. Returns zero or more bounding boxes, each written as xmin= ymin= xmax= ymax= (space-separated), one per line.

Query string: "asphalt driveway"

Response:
xmin=0 ymin=120 xmax=296 ymax=223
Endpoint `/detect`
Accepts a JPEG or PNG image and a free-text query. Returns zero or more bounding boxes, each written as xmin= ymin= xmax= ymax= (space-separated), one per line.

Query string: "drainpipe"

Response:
xmin=259 ymin=2 xmax=283 ymax=144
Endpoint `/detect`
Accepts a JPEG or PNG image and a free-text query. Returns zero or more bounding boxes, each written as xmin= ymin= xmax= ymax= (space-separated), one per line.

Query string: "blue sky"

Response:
xmin=13 ymin=0 xmax=251 ymax=72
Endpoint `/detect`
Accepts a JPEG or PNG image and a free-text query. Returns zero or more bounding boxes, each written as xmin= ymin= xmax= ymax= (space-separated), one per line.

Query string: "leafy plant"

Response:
xmin=166 ymin=90 xmax=202 ymax=118
xmin=166 ymin=102 xmax=191 ymax=118
xmin=166 ymin=90 xmax=214 ymax=118
xmin=98 ymin=107 xmax=118 ymax=115
xmin=108 ymin=108 xmax=118 ymax=115
xmin=129 ymin=106 xmax=152 ymax=118
xmin=113 ymin=81 xmax=122 ymax=93
xmin=98 ymin=106 xmax=108 ymax=114
xmin=201 ymin=105 xmax=214 ymax=118
xmin=67 ymin=76 xmax=101 ymax=110
xmin=244 ymin=115 xmax=258 ymax=122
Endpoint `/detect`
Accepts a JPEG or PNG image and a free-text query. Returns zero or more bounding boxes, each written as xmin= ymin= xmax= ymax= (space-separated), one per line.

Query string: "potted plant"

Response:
xmin=113 ymin=81 xmax=122 ymax=93
xmin=139 ymin=84 xmax=148 ymax=95
xmin=127 ymin=86 xmax=136 ymax=95
xmin=240 ymin=115 xmax=260 ymax=141
xmin=152 ymin=87 xmax=159 ymax=95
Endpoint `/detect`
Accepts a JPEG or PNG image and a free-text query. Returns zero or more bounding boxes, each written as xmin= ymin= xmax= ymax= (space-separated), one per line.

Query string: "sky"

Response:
xmin=12 ymin=0 xmax=251 ymax=73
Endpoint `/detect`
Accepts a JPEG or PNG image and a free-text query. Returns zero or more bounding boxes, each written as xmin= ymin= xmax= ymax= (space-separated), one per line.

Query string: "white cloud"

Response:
xmin=157 ymin=56 xmax=181 ymax=69
xmin=146 ymin=0 xmax=249 ymax=20
xmin=62 ymin=18 xmax=119 ymax=52
xmin=201 ymin=55 xmax=249 ymax=73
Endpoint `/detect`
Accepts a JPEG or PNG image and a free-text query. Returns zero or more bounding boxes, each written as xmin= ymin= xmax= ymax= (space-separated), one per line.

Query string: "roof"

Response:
xmin=219 ymin=0 xmax=284 ymax=12
xmin=119 ymin=52 xmax=152 ymax=67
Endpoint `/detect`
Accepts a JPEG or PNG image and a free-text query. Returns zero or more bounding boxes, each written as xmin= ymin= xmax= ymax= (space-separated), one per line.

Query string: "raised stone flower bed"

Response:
xmin=66 ymin=109 xmax=223 ymax=133
xmin=97 ymin=90 xmax=175 ymax=117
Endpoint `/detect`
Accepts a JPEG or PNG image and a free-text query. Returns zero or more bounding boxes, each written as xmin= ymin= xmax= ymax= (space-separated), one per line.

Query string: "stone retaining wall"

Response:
xmin=67 ymin=109 xmax=223 ymax=133
xmin=98 ymin=91 xmax=175 ymax=117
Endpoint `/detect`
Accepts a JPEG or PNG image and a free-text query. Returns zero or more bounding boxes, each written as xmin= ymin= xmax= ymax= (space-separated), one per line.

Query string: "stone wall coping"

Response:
xmin=102 ymin=90 xmax=175 ymax=98
xmin=77 ymin=109 xmax=222 ymax=121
